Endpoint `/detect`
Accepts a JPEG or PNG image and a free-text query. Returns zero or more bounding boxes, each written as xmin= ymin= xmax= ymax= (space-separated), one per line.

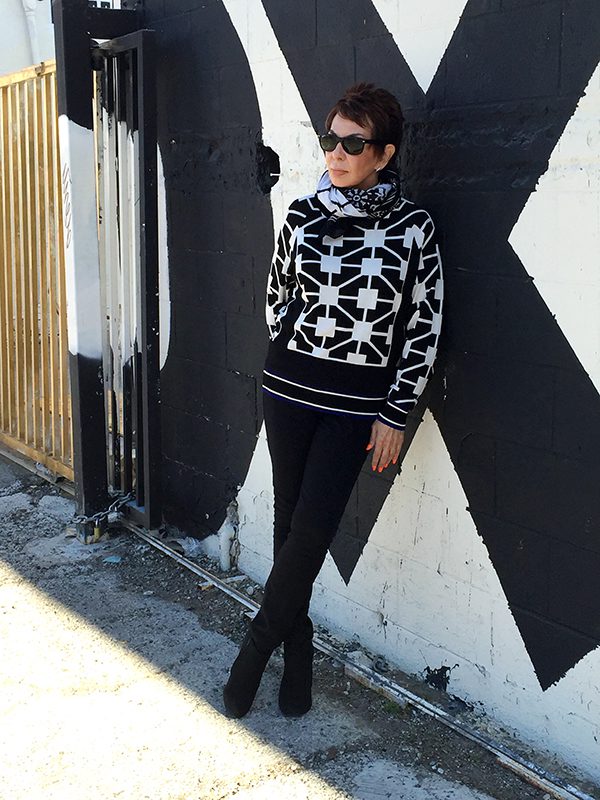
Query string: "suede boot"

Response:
xmin=278 ymin=615 xmax=314 ymax=717
xmin=223 ymin=628 xmax=273 ymax=718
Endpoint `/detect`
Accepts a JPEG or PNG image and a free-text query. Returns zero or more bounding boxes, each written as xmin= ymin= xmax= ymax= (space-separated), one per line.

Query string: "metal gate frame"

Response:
xmin=52 ymin=0 xmax=161 ymax=533
xmin=93 ymin=30 xmax=160 ymax=529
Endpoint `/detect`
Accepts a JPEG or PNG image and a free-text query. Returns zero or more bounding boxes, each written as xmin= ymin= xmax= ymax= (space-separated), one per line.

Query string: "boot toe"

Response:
xmin=223 ymin=684 xmax=252 ymax=719
xmin=222 ymin=630 xmax=273 ymax=719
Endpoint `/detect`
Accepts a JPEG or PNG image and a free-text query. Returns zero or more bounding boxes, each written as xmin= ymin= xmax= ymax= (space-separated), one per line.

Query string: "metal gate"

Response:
xmin=53 ymin=0 xmax=161 ymax=532
xmin=93 ymin=31 xmax=160 ymax=529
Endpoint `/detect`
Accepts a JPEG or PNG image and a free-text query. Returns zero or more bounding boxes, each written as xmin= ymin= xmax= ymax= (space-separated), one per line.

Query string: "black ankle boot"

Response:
xmin=223 ymin=629 xmax=273 ymax=718
xmin=278 ymin=617 xmax=314 ymax=717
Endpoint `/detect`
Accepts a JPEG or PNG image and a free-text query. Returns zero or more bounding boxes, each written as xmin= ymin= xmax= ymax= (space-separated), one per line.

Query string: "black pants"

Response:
xmin=250 ymin=391 xmax=374 ymax=651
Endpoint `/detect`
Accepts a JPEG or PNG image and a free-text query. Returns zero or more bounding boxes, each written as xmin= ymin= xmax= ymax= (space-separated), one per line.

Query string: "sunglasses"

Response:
xmin=318 ymin=132 xmax=385 ymax=156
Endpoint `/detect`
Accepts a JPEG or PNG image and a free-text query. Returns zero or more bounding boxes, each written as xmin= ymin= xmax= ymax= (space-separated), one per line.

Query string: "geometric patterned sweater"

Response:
xmin=263 ymin=192 xmax=444 ymax=430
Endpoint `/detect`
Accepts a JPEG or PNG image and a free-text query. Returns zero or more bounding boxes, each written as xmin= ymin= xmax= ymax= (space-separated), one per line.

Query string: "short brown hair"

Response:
xmin=325 ymin=82 xmax=404 ymax=163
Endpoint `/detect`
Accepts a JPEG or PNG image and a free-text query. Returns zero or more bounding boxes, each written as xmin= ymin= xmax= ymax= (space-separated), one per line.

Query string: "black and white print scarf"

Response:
xmin=315 ymin=168 xmax=403 ymax=240
xmin=316 ymin=167 xmax=403 ymax=219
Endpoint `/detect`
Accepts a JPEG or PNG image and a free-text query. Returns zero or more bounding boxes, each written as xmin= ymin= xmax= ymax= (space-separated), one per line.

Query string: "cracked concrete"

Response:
xmin=0 ymin=452 xmax=582 ymax=800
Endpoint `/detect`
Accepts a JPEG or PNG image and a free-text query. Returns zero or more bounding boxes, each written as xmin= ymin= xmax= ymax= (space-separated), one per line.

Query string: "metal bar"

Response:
xmin=122 ymin=365 xmax=133 ymax=493
xmin=332 ymin=653 xmax=591 ymax=800
xmin=93 ymin=29 xmax=158 ymax=56
xmin=103 ymin=56 xmax=122 ymax=492
xmin=94 ymin=62 xmax=114 ymax=490
xmin=102 ymin=53 xmax=121 ymax=493
xmin=114 ymin=51 xmax=133 ymax=496
xmin=495 ymin=755 xmax=581 ymax=800
xmin=132 ymin=51 xmax=145 ymax=513
xmin=135 ymin=30 xmax=160 ymax=529
xmin=122 ymin=48 xmax=142 ymax=510
xmin=105 ymin=56 xmax=123 ymax=493
xmin=129 ymin=528 xmax=261 ymax=611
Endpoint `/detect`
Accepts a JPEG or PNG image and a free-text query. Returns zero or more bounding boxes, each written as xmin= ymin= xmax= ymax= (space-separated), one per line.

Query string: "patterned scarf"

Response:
xmin=316 ymin=167 xmax=403 ymax=217
xmin=315 ymin=167 xmax=403 ymax=239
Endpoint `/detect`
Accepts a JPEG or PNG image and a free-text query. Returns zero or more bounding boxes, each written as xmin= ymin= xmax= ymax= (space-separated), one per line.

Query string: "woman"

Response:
xmin=224 ymin=82 xmax=443 ymax=719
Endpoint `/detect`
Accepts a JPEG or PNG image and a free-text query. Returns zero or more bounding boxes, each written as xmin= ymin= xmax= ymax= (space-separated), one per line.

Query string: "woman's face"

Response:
xmin=324 ymin=113 xmax=394 ymax=190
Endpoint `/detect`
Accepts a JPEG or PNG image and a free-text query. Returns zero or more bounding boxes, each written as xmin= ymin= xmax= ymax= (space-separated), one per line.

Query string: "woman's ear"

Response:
xmin=380 ymin=143 xmax=396 ymax=169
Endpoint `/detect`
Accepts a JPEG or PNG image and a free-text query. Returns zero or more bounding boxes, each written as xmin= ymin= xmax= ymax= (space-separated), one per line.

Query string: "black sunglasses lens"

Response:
xmin=319 ymin=134 xmax=366 ymax=155
xmin=319 ymin=134 xmax=337 ymax=152
xmin=343 ymin=137 xmax=365 ymax=155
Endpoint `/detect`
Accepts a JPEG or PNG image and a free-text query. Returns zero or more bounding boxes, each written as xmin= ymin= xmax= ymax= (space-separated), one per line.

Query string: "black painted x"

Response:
xmin=261 ymin=0 xmax=600 ymax=688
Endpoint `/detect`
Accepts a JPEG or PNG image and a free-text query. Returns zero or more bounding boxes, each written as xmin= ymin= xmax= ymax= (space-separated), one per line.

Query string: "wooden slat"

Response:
xmin=0 ymin=431 xmax=73 ymax=481
xmin=40 ymin=73 xmax=52 ymax=459
xmin=0 ymin=60 xmax=57 ymax=89
xmin=23 ymin=80 xmax=35 ymax=446
xmin=17 ymin=81 xmax=29 ymax=443
xmin=32 ymin=74 xmax=45 ymax=451
xmin=0 ymin=87 xmax=9 ymax=430
xmin=7 ymin=84 xmax=20 ymax=438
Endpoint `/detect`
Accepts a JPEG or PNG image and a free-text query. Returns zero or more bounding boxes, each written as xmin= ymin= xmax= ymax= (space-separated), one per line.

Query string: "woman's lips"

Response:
xmin=329 ymin=168 xmax=347 ymax=175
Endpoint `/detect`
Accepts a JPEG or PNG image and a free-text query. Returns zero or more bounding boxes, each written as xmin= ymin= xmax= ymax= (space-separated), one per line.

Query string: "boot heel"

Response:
xmin=278 ymin=638 xmax=313 ymax=717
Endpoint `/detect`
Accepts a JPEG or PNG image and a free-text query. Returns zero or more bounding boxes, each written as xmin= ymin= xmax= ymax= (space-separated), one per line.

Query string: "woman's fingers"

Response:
xmin=368 ymin=423 xmax=381 ymax=464
xmin=370 ymin=435 xmax=383 ymax=471
xmin=366 ymin=424 xmax=376 ymax=452
xmin=371 ymin=435 xmax=389 ymax=472
xmin=370 ymin=425 xmax=404 ymax=472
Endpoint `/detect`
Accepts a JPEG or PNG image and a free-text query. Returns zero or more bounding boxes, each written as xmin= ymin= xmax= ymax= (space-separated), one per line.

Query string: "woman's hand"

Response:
xmin=366 ymin=420 xmax=404 ymax=473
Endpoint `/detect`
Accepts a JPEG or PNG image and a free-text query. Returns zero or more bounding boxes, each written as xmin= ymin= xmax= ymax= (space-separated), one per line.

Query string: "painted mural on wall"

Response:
xmin=145 ymin=0 xmax=600 ymax=701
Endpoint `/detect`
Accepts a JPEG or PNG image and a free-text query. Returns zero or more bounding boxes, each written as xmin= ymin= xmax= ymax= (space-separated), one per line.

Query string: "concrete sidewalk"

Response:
xmin=0 ymin=453 xmax=573 ymax=800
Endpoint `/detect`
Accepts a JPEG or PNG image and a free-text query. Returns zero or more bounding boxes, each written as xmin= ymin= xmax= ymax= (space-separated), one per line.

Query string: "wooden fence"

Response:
xmin=0 ymin=60 xmax=73 ymax=480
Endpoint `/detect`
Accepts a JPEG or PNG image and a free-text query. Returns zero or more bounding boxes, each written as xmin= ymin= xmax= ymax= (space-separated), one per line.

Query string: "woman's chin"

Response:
xmin=328 ymin=169 xmax=378 ymax=190
xmin=328 ymin=169 xmax=350 ymax=186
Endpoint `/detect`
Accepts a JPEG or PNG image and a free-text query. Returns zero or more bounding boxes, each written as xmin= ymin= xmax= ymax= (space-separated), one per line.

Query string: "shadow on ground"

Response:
xmin=0 ymin=452 xmax=579 ymax=800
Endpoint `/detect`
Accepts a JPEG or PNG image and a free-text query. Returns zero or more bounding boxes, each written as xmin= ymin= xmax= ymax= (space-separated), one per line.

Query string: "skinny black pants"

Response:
xmin=250 ymin=391 xmax=374 ymax=651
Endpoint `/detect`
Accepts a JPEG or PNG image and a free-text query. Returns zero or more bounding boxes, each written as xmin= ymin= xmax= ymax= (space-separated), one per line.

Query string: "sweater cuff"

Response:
xmin=376 ymin=405 xmax=407 ymax=431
